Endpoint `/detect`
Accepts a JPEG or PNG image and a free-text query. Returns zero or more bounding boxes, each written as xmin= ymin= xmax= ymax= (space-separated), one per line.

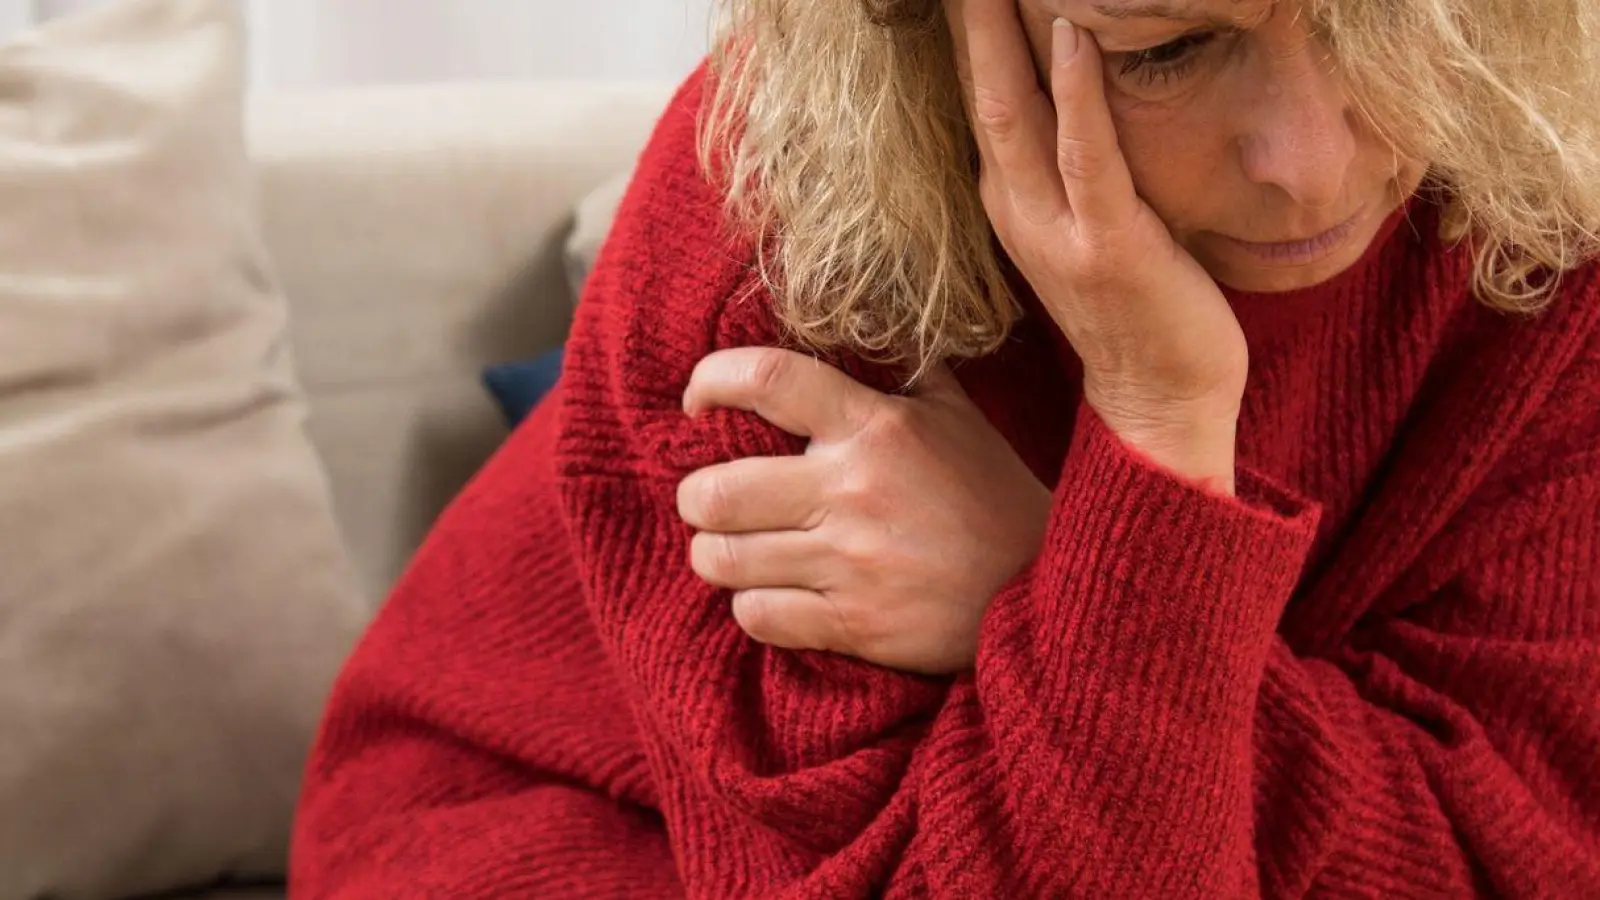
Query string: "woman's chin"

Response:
xmin=1210 ymin=257 xmax=1362 ymax=294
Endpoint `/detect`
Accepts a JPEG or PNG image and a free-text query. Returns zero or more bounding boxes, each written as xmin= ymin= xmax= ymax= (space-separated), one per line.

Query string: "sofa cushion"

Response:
xmin=249 ymin=85 xmax=672 ymax=600
xmin=179 ymin=888 xmax=287 ymax=900
xmin=477 ymin=169 xmax=630 ymax=429
xmin=564 ymin=169 xmax=634 ymax=305
xmin=0 ymin=1 xmax=366 ymax=898
xmin=483 ymin=348 xmax=566 ymax=427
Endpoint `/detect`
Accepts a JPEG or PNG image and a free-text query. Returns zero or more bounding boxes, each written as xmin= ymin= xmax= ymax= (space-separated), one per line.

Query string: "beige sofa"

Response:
xmin=154 ymin=81 xmax=667 ymax=900
xmin=0 ymin=2 xmax=680 ymax=896
xmin=252 ymin=79 xmax=670 ymax=605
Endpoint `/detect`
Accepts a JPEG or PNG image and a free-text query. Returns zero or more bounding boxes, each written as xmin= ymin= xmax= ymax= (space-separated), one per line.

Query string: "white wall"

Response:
xmin=21 ymin=0 xmax=715 ymax=88
xmin=0 ymin=0 xmax=29 ymax=34
xmin=246 ymin=0 xmax=715 ymax=90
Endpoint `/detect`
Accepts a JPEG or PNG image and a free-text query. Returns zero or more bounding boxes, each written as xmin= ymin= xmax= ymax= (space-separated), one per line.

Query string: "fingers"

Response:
xmin=684 ymin=348 xmax=875 ymax=443
xmin=952 ymin=0 xmax=1067 ymax=223
xmin=731 ymin=588 xmax=848 ymax=655
xmin=678 ymin=456 xmax=829 ymax=533
xmin=1050 ymin=19 xmax=1139 ymax=235
xmin=689 ymin=530 xmax=827 ymax=592
xmin=947 ymin=4 xmax=1142 ymax=237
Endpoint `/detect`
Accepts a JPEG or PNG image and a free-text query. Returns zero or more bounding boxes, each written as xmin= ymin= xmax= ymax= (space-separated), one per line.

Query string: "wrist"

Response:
xmin=1082 ymin=387 xmax=1241 ymax=495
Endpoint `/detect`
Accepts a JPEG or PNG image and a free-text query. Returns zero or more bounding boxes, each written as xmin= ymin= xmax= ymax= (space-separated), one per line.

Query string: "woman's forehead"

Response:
xmin=1050 ymin=0 xmax=1274 ymax=27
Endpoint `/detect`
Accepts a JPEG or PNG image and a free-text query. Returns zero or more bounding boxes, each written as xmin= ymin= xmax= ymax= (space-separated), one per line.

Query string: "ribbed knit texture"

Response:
xmin=290 ymin=68 xmax=1600 ymax=899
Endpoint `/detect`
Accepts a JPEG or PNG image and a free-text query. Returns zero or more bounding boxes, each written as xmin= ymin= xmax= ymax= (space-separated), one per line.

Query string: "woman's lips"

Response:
xmin=1223 ymin=208 xmax=1367 ymax=264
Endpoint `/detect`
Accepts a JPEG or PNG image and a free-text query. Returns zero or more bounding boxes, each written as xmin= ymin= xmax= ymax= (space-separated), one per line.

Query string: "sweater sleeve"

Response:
xmin=565 ymin=259 xmax=1600 ymax=898
xmin=908 ymin=406 xmax=1600 ymax=897
xmin=289 ymin=396 xmax=684 ymax=899
xmin=298 ymin=63 xmax=1598 ymax=897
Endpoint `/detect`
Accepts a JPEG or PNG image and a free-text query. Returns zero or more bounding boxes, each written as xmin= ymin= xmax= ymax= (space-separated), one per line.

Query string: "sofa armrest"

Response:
xmin=247 ymin=81 xmax=674 ymax=599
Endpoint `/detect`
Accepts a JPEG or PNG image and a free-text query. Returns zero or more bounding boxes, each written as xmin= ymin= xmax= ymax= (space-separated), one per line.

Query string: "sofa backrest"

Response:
xmin=247 ymin=81 xmax=673 ymax=601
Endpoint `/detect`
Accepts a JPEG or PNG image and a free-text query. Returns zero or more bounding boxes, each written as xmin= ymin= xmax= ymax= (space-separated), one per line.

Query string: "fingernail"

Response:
xmin=1053 ymin=18 xmax=1079 ymax=64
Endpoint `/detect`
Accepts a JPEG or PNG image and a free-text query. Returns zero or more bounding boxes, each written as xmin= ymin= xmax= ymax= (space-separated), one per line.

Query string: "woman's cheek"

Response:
xmin=1107 ymin=96 xmax=1224 ymax=238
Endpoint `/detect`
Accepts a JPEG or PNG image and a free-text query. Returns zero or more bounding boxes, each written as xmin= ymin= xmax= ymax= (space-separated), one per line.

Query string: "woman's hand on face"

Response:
xmin=948 ymin=0 xmax=1247 ymax=493
xmin=677 ymin=348 xmax=1051 ymax=675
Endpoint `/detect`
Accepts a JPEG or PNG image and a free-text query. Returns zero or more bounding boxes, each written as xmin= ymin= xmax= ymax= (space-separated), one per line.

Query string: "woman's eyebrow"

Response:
xmin=1090 ymin=1 xmax=1239 ymax=25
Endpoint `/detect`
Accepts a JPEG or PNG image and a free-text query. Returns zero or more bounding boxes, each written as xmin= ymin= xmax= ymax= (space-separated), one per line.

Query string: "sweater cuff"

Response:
xmin=988 ymin=405 xmax=1322 ymax=731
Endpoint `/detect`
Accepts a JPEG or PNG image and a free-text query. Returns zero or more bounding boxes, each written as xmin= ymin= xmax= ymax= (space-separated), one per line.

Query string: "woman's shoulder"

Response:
xmin=572 ymin=64 xmax=774 ymax=350
xmin=1511 ymin=257 xmax=1600 ymax=407
xmin=556 ymin=65 xmax=794 ymax=479
xmin=1514 ymin=257 xmax=1600 ymax=441
xmin=1451 ymin=257 xmax=1600 ymax=501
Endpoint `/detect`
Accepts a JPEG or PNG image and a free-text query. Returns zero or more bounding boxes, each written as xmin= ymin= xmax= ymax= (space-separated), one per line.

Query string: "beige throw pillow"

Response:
xmin=564 ymin=168 xmax=634 ymax=303
xmin=0 ymin=1 xmax=367 ymax=898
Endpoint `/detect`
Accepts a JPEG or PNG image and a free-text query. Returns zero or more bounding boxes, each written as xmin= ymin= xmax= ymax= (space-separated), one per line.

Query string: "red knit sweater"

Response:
xmin=290 ymin=69 xmax=1600 ymax=898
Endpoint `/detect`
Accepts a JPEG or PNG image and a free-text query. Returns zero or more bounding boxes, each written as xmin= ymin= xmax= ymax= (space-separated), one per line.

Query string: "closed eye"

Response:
xmin=1116 ymin=30 xmax=1219 ymax=86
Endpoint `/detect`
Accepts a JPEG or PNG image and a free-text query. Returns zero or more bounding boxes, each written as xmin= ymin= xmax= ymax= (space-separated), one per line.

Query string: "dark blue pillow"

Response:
xmin=482 ymin=347 xmax=564 ymax=428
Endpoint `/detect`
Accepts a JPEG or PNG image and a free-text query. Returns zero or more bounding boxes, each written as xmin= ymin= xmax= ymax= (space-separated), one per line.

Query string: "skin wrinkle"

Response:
xmin=702 ymin=0 xmax=1600 ymax=370
xmin=1091 ymin=0 xmax=1268 ymax=27
xmin=1019 ymin=0 xmax=1427 ymax=291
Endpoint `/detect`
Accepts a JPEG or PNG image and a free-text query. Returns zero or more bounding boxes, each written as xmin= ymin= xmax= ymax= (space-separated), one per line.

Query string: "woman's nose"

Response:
xmin=1236 ymin=52 xmax=1358 ymax=212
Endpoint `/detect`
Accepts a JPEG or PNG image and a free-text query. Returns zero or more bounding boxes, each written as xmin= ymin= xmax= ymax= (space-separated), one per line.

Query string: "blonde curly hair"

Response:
xmin=699 ymin=0 xmax=1600 ymax=369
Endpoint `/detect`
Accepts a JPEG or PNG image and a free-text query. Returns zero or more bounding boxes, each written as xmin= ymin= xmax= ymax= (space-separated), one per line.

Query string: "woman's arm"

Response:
xmin=567 ymin=314 xmax=1600 ymax=897
xmin=276 ymin=87 xmax=703 ymax=898
xmin=559 ymin=122 xmax=1600 ymax=888
xmin=911 ymin=407 xmax=1600 ymax=897
xmin=547 ymin=48 xmax=1598 ymax=897
xmin=292 ymin=51 xmax=1600 ymax=897
xmin=289 ymin=398 xmax=682 ymax=899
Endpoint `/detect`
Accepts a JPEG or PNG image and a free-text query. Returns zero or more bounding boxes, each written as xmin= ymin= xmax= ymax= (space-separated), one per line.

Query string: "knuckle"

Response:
xmin=1066 ymin=240 xmax=1126 ymax=285
xmin=676 ymin=473 xmax=715 ymax=527
xmin=1071 ymin=254 xmax=1118 ymax=288
xmin=833 ymin=591 xmax=896 ymax=655
xmin=744 ymin=349 xmax=790 ymax=397
xmin=690 ymin=532 xmax=739 ymax=584
xmin=731 ymin=591 xmax=774 ymax=641
xmin=863 ymin=399 xmax=917 ymax=445
xmin=822 ymin=594 xmax=865 ymax=652
xmin=833 ymin=467 xmax=875 ymax=510
xmin=1055 ymin=134 xmax=1106 ymax=183
xmin=676 ymin=477 xmax=695 ymax=520
xmin=693 ymin=473 xmax=735 ymax=529
xmin=839 ymin=529 xmax=887 ymax=574
xmin=972 ymin=86 xmax=1020 ymax=139
xmin=800 ymin=486 xmax=832 ymax=530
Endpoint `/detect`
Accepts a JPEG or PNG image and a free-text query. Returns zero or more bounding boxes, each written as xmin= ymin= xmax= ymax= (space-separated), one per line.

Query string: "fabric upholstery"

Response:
xmin=483 ymin=348 xmax=566 ymax=428
xmin=249 ymin=82 xmax=672 ymax=597
xmin=0 ymin=1 xmax=366 ymax=897
xmin=565 ymin=169 xmax=635 ymax=304
xmin=478 ymin=169 xmax=632 ymax=428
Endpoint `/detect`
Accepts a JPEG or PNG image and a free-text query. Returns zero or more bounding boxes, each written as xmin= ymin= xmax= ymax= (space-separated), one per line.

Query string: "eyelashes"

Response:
xmin=1117 ymin=31 xmax=1220 ymax=87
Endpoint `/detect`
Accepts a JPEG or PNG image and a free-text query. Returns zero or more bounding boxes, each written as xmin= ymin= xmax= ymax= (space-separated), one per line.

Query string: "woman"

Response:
xmin=291 ymin=0 xmax=1600 ymax=896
